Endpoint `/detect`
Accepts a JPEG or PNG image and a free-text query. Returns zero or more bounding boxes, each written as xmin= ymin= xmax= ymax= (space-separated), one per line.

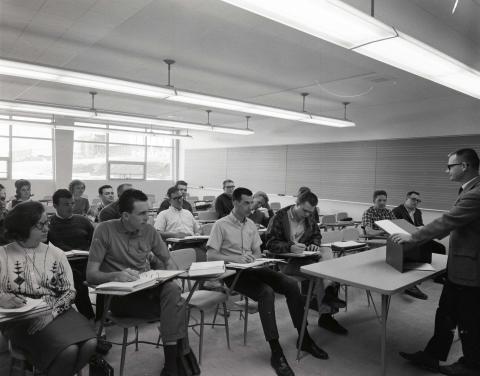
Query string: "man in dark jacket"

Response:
xmin=394 ymin=148 xmax=480 ymax=376
xmin=214 ymin=179 xmax=235 ymax=218
xmin=266 ymin=191 xmax=348 ymax=335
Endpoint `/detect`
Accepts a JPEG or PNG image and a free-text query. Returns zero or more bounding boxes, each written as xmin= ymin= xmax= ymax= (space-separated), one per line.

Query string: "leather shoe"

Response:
xmin=296 ymin=338 xmax=328 ymax=360
xmin=404 ymin=285 xmax=428 ymax=300
xmin=318 ymin=314 xmax=348 ymax=335
xmin=399 ymin=351 xmax=439 ymax=372
xmin=322 ymin=295 xmax=347 ymax=310
xmin=270 ymin=353 xmax=295 ymax=376
xmin=440 ymin=359 xmax=480 ymax=376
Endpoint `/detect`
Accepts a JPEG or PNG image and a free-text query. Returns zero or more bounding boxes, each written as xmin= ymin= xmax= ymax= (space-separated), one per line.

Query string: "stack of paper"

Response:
xmin=331 ymin=241 xmax=366 ymax=249
xmin=189 ymin=261 xmax=225 ymax=277
xmin=0 ymin=298 xmax=46 ymax=315
xmin=95 ymin=270 xmax=183 ymax=292
xmin=228 ymin=258 xmax=280 ymax=269
xmin=64 ymin=250 xmax=89 ymax=258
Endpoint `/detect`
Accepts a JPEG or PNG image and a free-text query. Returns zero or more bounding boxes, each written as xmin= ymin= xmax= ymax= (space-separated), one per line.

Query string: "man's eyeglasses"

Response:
xmin=171 ymin=196 xmax=183 ymax=201
xmin=409 ymin=198 xmax=422 ymax=203
xmin=34 ymin=220 xmax=49 ymax=230
xmin=446 ymin=163 xmax=462 ymax=171
xmin=225 ymin=185 xmax=235 ymax=189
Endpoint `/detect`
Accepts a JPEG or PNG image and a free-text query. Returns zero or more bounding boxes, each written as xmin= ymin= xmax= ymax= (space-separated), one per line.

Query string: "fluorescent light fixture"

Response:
xmin=0 ymin=59 xmax=175 ymax=99
xmin=0 ymin=100 xmax=253 ymax=135
xmin=11 ymin=115 xmax=52 ymax=123
xmin=168 ymin=90 xmax=354 ymax=127
xmin=0 ymin=119 xmax=53 ymax=128
xmin=0 ymin=58 xmax=354 ymax=127
xmin=220 ymin=0 xmax=396 ymax=49
xmin=220 ymin=0 xmax=480 ymax=100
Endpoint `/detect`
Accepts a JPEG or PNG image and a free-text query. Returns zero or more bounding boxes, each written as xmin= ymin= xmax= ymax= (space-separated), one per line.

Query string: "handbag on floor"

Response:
xmin=89 ymin=354 xmax=114 ymax=376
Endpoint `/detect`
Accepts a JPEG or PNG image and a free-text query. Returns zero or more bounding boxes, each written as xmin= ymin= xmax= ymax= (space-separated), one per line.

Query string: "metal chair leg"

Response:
xmin=199 ymin=310 xmax=205 ymax=365
xmin=345 ymin=285 xmax=348 ymax=312
xmin=135 ymin=326 xmax=139 ymax=351
xmin=222 ymin=302 xmax=231 ymax=350
xmin=120 ymin=328 xmax=128 ymax=376
xmin=212 ymin=304 xmax=220 ymax=328
xmin=243 ymin=297 xmax=249 ymax=346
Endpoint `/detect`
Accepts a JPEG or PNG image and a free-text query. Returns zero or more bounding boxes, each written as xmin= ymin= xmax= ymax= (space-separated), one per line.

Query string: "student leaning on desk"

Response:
xmin=0 ymin=201 xmax=96 ymax=376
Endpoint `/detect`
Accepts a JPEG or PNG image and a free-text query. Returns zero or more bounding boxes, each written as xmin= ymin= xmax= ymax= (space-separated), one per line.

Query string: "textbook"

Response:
xmin=188 ymin=261 xmax=225 ymax=277
xmin=0 ymin=298 xmax=46 ymax=314
xmin=227 ymin=258 xmax=282 ymax=269
xmin=330 ymin=241 xmax=367 ymax=249
xmin=166 ymin=235 xmax=210 ymax=243
xmin=95 ymin=270 xmax=184 ymax=293
xmin=64 ymin=250 xmax=89 ymax=258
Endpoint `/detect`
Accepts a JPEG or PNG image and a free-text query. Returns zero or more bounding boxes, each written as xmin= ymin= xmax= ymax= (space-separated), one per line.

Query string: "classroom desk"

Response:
xmin=319 ymin=220 xmax=361 ymax=231
xmin=297 ymin=247 xmax=447 ymax=376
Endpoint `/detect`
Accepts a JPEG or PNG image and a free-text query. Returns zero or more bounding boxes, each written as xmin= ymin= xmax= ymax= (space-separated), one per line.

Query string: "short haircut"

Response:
xmin=167 ymin=186 xmax=180 ymax=198
xmin=52 ymin=189 xmax=72 ymax=205
xmin=175 ymin=180 xmax=188 ymax=187
xmin=373 ymin=190 xmax=387 ymax=201
xmin=232 ymin=187 xmax=252 ymax=202
xmin=98 ymin=184 xmax=113 ymax=196
xmin=117 ymin=183 xmax=132 ymax=196
xmin=253 ymin=191 xmax=269 ymax=204
xmin=297 ymin=191 xmax=318 ymax=206
xmin=5 ymin=201 xmax=44 ymax=242
xmin=118 ymin=189 xmax=148 ymax=214
xmin=68 ymin=179 xmax=85 ymax=193
xmin=406 ymin=191 xmax=420 ymax=197
xmin=14 ymin=179 xmax=31 ymax=198
xmin=450 ymin=148 xmax=480 ymax=170
xmin=297 ymin=186 xmax=311 ymax=196
xmin=223 ymin=179 xmax=234 ymax=188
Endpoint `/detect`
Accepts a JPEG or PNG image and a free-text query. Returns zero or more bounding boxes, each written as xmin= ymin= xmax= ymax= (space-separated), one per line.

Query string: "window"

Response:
xmin=72 ymin=125 xmax=174 ymax=180
xmin=0 ymin=120 xmax=54 ymax=180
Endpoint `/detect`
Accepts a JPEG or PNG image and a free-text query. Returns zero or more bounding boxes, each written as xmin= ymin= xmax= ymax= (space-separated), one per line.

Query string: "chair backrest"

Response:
xmin=200 ymin=222 xmax=214 ymax=235
xmin=320 ymin=214 xmax=336 ymax=224
xmin=270 ymin=202 xmax=281 ymax=211
xmin=197 ymin=211 xmax=218 ymax=221
xmin=188 ymin=196 xmax=199 ymax=202
xmin=202 ymin=195 xmax=216 ymax=201
xmin=321 ymin=230 xmax=343 ymax=244
xmin=170 ymin=248 xmax=196 ymax=270
xmin=341 ymin=227 xmax=360 ymax=241
xmin=336 ymin=212 xmax=348 ymax=221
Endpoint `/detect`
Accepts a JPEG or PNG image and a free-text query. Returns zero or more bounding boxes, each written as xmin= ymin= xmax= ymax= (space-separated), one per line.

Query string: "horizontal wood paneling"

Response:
xmin=185 ymin=135 xmax=480 ymax=210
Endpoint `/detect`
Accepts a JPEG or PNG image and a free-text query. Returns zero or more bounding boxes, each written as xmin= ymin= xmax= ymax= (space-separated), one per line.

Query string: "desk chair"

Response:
xmin=197 ymin=211 xmax=218 ymax=222
xmin=170 ymin=248 xmax=231 ymax=364
xmin=270 ymin=202 xmax=281 ymax=213
xmin=336 ymin=212 xmax=349 ymax=221
xmin=341 ymin=227 xmax=361 ymax=242
xmin=202 ymin=195 xmax=215 ymax=201
xmin=320 ymin=214 xmax=336 ymax=227
xmin=320 ymin=230 xmax=343 ymax=244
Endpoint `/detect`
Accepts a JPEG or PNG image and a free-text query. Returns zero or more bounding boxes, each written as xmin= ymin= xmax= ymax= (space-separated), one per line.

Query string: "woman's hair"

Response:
xmin=4 ymin=201 xmax=45 ymax=242
xmin=253 ymin=191 xmax=270 ymax=209
xmin=14 ymin=179 xmax=31 ymax=199
xmin=69 ymin=179 xmax=85 ymax=194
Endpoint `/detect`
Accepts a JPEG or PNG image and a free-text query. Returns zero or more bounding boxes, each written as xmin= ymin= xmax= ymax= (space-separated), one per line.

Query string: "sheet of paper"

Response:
xmin=331 ymin=241 xmax=366 ymax=248
xmin=404 ymin=263 xmax=436 ymax=271
xmin=375 ymin=220 xmax=410 ymax=235
xmin=0 ymin=298 xmax=45 ymax=314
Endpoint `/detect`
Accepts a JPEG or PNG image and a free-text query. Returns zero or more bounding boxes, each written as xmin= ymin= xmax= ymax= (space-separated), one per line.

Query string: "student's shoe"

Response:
xmin=321 ymin=294 xmax=347 ymax=310
xmin=270 ymin=353 xmax=295 ymax=376
xmin=404 ymin=285 xmax=428 ymax=300
xmin=296 ymin=337 xmax=329 ymax=360
xmin=439 ymin=358 xmax=480 ymax=376
xmin=318 ymin=314 xmax=348 ymax=335
xmin=399 ymin=351 xmax=439 ymax=372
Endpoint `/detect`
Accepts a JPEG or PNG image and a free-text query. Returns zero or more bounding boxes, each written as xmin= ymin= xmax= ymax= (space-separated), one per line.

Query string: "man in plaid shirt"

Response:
xmin=361 ymin=190 xmax=428 ymax=300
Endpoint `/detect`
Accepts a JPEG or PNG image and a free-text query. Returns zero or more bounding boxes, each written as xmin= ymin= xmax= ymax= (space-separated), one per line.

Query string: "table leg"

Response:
xmin=380 ymin=294 xmax=391 ymax=376
xmin=296 ymin=277 xmax=314 ymax=362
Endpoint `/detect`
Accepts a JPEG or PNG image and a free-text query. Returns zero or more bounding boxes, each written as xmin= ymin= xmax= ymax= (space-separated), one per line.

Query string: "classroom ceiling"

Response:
xmin=0 ymin=0 xmax=479 ymax=149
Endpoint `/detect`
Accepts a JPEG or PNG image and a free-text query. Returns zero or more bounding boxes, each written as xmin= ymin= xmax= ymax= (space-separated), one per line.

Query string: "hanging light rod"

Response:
xmin=0 ymin=99 xmax=254 ymax=135
xmin=0 ymin=58 xmax=354 ymax=128
xmin=219 ymin=0 xmax=480 ymax=100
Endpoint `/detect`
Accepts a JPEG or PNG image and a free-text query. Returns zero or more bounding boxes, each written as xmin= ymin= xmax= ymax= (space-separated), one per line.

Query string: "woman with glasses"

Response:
xmin=69 ymin=179 xmax=90 ymax=216
xmin=0 ymin=201 xmax=96 ymax=375
xmin=7 ymin=179 xmax=32 ymax=210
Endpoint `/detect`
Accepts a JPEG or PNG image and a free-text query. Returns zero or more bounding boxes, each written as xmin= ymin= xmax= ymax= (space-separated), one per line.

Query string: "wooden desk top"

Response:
xmin=300 ymin=247 xmax=447 ymax=295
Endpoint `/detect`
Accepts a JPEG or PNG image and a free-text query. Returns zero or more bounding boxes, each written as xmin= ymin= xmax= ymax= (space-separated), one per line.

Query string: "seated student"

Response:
xmin=87 ymin=189 xmax=189 ymax=376
xmin=214 ymin=179 xmax=235 ymax=218
xmin=207 ymin=187 xmax=327 ymax=376
xmin=0 ymin=201 xmax=96 ymax=376
xmin=248 ymin=191 xmax=274 ymax=228
xmin=266 ymin=191 xmax=348 ymax=335
xmin=98 ymin=183 xmax=132 ymax=222
xmin=7 ymin=179 xmax=32 ymax=210
xmin=157 ymin=180 xmax=193 ymax=214
xmin=363 ymin=190 xmax=427 ymax=300
xmin=155 ymin=186 xmax=205 ymax=261
xmin=47 ymin=189 xmax=95 ymax=320
xmin=69 ymin=180 xmax=90 ymax=216
xmin=296 ymin=186 xmax=320 ymax=222
xmin=93 ymin=184 xmax=115 ymax=222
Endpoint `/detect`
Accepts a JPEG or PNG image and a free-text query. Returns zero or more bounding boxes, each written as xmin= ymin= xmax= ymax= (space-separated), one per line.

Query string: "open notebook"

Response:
xmin=227 ymin=258 xmax=283 ymax=269
xmin=64 ymin=250 xmax=89 ymax=258
xmin=188 ymin=261 xmax=225 ymax=277
xmin=95 ymin=270 xmax=184 ymax=293
xmin=0 ymin=298 xmax=47 ymax=315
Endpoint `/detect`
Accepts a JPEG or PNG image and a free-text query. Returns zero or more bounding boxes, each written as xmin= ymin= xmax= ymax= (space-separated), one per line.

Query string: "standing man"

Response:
xmin=157 ymin=180 xmax=193 ymax=214
xmin=87 ymin=189 xmax=190 ymax=376
xmin=394 ymin=148 xmax=480 ymax=376
xmin=214 ymin=179 xmax=235 ymax=218
xmin=207 ymin=187 xmax=327 ymax=376
xmin=98 ymin=183 xmax=132 ymax=222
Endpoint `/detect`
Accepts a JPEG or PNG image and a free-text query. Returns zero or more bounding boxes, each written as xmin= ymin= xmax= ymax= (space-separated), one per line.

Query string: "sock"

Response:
xmin=268 ymin=339 xmax=283 ymax=356
xmin=163 ymin=344 xmax=178 ymax=374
